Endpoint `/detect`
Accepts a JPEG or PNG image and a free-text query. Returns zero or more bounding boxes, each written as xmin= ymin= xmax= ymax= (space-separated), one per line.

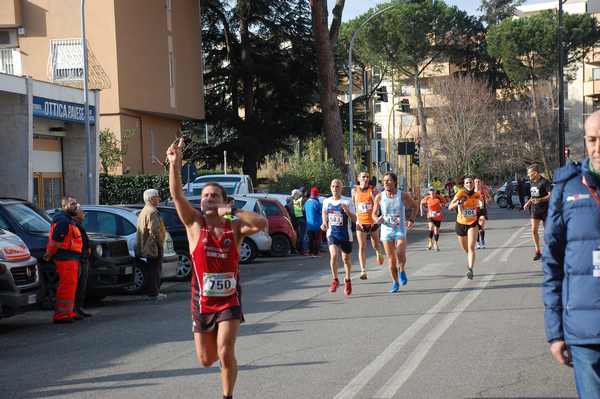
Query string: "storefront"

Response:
xmin=0 ymin=73 xmax=99 ymax=209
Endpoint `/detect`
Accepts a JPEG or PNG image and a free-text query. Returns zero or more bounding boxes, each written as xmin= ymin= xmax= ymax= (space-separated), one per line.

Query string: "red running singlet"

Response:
xmin=191 ymin=219 xmax=241 ymax=315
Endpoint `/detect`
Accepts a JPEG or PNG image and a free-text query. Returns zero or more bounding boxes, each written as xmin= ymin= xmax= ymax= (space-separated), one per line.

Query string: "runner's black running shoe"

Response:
xmin=466 ymin=268 xmax=474 ymax=280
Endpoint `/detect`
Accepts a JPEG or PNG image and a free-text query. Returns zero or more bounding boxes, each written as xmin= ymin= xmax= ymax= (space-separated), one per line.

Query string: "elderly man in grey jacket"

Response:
xmin=136 ymin=189 xmax=167 ymax=301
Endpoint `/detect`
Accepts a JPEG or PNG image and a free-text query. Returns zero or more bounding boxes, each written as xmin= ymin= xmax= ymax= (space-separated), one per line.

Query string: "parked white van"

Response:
xmin=182 ymin=174 xmax=254 ymax=196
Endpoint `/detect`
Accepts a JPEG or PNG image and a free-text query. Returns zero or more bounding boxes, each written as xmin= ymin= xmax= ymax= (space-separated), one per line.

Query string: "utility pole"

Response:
xmin=558 ymin=0 xmax=566 ymax=166
xmin=348 ymin=5 xmax=396 ymax=186
xmin=81 ymin=0 xmax=93 ymax=203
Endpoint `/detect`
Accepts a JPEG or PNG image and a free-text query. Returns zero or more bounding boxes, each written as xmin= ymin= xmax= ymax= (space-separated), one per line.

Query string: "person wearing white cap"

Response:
xmin=136 ymin=188 xmax=167 ymax=301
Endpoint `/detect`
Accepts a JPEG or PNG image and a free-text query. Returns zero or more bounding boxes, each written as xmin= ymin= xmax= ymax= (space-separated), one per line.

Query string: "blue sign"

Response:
xmin=32 ymin=96 xmax=96 ymax=124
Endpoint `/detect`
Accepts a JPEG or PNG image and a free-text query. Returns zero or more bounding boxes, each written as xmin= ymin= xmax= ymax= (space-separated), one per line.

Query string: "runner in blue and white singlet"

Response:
xmin=372 ymin=173 xmax=418 ymax=293
xmin=379 ymin=188 xmax=407 ymax=241
xmin=321 ymin=179 xmax=356 ymax=296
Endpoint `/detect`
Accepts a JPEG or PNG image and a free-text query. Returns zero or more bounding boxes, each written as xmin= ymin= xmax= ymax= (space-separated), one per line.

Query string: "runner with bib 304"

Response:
xmin=449 ymin=176 xmax=483 ymax=280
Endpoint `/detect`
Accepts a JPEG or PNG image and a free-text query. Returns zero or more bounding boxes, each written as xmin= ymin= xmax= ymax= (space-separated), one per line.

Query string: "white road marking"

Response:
xmin=334 ymin=225 xmax=526 ymax=399
xmin=482 ymin=226 xmax=526 ymax=264
xmin=373 ymin=273 xmax=495 ymax=398
xmin=412 ymin=262 xmax=453 ymax=277
xmin=333 ymin=277 xmax=471 ymax=399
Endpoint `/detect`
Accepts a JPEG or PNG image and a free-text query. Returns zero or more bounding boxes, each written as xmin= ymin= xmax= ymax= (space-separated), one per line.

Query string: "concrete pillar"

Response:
xmin=62 ymin=124 xmax=88 ymax=203
xmin=0 ymin=91 xmax=31 ymax=200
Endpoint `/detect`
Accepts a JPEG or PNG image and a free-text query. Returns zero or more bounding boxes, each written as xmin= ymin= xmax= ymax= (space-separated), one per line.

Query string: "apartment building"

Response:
xmin=369 ymin=62 xmax=457 ymax=188
xmin=0 ymin=0 xmax=204 ymax=182
xmin=517 ymin=0 xmax=600 ymax=159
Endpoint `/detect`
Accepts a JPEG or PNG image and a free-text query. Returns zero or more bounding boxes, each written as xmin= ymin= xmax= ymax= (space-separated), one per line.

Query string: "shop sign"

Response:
xmin=32 ymin=97 xmax=96 ymax=124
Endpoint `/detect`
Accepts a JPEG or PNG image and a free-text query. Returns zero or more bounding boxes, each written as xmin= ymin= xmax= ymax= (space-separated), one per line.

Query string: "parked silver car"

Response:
xmin=178 ymin=195 xmax=272 ymax=264
xmin=71 ymin=205 xmax=179 ymax=294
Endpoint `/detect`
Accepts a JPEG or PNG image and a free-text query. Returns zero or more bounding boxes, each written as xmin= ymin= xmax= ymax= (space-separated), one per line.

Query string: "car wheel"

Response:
xmin=239 ymin=238 xmax=257 ymax=264
xmin=497 ymin=196 xmax=508 ymax=209
xmin=123 ymin=264 xmax=146 ymax=294
xmin=270 ymin=234 xmax=291 ymax=257
xmin=175 ymin=253 xmax=193 ymax=280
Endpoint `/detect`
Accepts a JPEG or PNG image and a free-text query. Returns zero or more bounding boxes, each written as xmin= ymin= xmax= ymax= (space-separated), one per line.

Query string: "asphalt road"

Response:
xmin=0 ymin=206 xmax=577 ymax=399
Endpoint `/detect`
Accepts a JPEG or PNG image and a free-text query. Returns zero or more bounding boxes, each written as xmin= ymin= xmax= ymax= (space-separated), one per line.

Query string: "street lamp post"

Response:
xmin=558 ymin=0 xmax=566 ymax=167
xmin=348 ymin=5 xmax=396 ymax=185
xmin=81 ymin=0 xmax=93 ymax=203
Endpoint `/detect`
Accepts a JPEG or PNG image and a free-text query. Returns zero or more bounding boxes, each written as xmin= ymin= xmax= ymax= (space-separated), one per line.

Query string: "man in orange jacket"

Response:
xmin=43 ymin=196 xmax=83 ymax=324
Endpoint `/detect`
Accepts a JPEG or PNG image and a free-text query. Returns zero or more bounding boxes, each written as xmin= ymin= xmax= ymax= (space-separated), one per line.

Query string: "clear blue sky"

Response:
xmin=328 ymin=0 xmax=483 ymax=20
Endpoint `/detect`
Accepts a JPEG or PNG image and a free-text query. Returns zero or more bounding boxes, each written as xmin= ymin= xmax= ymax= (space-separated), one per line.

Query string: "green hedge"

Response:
xmin=268 ymin=158 xmax=343 ymax=194
xmin=99 ymin=174 xmax=169 ymax=205
xmin=100 ymin=169 xmax=224 ymax=205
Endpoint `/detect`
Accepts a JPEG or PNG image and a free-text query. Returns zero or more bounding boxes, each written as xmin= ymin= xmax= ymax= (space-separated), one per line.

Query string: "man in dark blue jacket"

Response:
xmin=543 ymin=110 xmax=600 ymax=398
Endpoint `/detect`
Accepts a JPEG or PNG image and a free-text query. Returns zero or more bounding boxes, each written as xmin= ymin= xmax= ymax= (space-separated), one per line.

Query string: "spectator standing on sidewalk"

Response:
xmin=517 ymin=178 xmax=528 ymax=209
xmin=543 ymin=109 xmax=600 ymax=399
xmin=304 ymin=186 xmax=323 ymax=257
xmin=136 ymin=189 xmax=167 ymax=301
xmin=291 ymin=189 xmax=307 ymax=255
xmin=73 ymin=205 xmax=92 ymax=318
xmin=42 ymin=196 xmax=82 ymax=323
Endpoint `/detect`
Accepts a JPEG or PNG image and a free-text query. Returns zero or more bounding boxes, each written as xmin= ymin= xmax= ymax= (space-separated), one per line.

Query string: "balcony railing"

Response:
xmin=0 ymin=49 xmax=14 ymax=75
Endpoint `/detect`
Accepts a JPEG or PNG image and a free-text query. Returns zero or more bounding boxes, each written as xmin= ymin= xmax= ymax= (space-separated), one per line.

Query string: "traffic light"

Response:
xmin=360 ymin=151 xmax=369 ymax=166
xmin=412 ymin=144 xmax=420 ymax=166
xmin=376 ymin=86 xmax=388 ymax=102
xmin=397 ymin=140 xmax=416 ymax=155
xmin=399 ymin=99 xmax=410 ymax=113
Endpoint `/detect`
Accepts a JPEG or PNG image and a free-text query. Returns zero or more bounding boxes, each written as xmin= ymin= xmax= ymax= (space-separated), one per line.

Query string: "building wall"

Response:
xmin=0 ymin=92 xmax=30 ymax=199
xmin=113 ymin=0 xmax=204 ymax=119
xmin=0 ymin=0 xmax=22 ymax=27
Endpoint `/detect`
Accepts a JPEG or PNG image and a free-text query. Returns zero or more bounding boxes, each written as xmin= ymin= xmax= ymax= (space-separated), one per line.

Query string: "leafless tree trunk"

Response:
xmin=529 ymin=78 xmax=552 ymax=179
xmin=310 ymin=0 xmax=346 ymax=173
xmin=414 ymin=73 xmax=429 ymax=160
xmin=430 ymin=75 xmax=496 ymax=178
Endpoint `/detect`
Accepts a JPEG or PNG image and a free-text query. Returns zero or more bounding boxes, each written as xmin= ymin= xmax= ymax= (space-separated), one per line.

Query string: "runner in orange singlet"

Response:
xmin=449 ymin=177 xmax=483 ymax=280
xmin=353 ymin=172 xmax=385 ymax=280
xmin=420 ymin=188 xmax=446 ymax=251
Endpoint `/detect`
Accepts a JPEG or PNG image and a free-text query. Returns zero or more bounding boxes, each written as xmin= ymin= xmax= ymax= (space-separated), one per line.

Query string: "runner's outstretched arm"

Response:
xmin=167 ymin=138 xmax=199 ymax=227
xmin=237 ymin=211 xmax=268 ymax=237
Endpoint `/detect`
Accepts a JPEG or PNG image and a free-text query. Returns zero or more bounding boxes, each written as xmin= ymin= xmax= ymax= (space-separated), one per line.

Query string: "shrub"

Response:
xmin=99 ymin=168 xmax=225 ymax=205
xmin=268 ymin=158 xmax=343 ymax=194
xmin=99 ymin=174 xmax=169 ymax=205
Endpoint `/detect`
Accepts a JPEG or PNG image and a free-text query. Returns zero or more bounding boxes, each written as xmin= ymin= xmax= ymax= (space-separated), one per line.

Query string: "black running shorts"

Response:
xmin=357 ymin=224 xmax=380 ymax=233
xmin=455 ymin=221 xmax=479 ymax=237
xmin=192 ymin=306 xmax=244 ymax=333
xmin=428 ymin=219 xmax=441 ymax=228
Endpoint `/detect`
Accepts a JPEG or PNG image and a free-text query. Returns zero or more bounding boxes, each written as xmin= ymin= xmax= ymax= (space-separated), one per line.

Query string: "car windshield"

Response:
xmin=5 ymin=203 xmax=51 ymax=233
xmin=191 ymin=184 xmax=236 ymax=196
xmin=194 ymin=176 xmax=241 ymax=183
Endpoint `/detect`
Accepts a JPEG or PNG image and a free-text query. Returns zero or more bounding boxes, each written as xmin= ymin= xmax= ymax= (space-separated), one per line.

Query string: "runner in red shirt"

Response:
xmin=167 ymin=139 xmax=267 ymax=399
xmin=420 ymin=188 xmax=446 ymax=251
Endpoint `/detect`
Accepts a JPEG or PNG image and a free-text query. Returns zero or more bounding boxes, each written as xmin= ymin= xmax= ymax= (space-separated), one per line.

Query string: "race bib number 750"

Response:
xmin=203 ymin=272 xmax=237 ymax=297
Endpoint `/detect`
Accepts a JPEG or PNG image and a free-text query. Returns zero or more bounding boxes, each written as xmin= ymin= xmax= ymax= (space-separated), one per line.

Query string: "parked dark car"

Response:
xmin=0 ymin=198 xmax=135 ymax=305
xmin=0 ymin=228 xmax=44 ymax=318
xmin=123 ymin=204 xmax=193 ymax=281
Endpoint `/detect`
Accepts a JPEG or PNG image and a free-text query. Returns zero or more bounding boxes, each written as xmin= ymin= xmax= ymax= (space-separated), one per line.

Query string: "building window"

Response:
xmin=401 ymin=115 xmax=414 ymax=126
xmin=49 ymin=39 xmax=83 ymax=82
xmin=374 ymin=101 xmax=381 ymax=114
xmin=593 ymin=68 xmax=600 ymax=81
xmin=400 ymin=85 xmax=412 ymax=96
xmin=0 ymin=49 xmax=14 ymax=75
xmin=372 ymin=66 xmax=382 ymax=82
xmin=374 ymin=124 xmax=382 ymax=139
